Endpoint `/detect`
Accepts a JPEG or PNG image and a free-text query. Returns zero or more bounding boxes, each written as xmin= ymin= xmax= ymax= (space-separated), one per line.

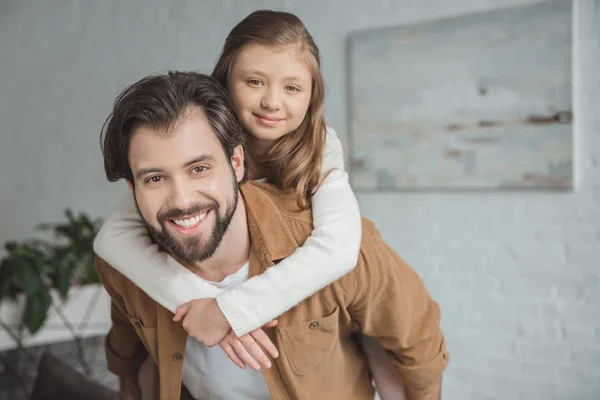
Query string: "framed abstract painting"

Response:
xmin=347 ymin=0 xmax=573 ymax=190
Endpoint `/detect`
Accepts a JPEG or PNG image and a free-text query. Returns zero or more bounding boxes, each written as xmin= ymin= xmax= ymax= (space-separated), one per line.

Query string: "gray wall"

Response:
xmin=1 ymin=0 xmax=599 ymax=399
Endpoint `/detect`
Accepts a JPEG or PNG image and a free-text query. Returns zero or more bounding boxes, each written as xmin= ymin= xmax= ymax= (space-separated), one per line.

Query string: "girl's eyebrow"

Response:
xmin=283 ymin=76 xmax=306 ymax=82
xmin=242 ymin=69 xmax=308 ymax=82
xmin=242 ymin=69 xmax=266 ymax=77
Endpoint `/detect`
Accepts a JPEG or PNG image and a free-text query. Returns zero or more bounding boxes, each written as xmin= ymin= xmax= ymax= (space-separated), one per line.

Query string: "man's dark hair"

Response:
xmin=100 ymin=71 xmax=246 ymax=183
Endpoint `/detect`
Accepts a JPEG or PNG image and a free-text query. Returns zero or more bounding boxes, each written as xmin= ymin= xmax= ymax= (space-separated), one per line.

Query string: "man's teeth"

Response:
xmin=173 ymin=212 xmax=208 ymax=228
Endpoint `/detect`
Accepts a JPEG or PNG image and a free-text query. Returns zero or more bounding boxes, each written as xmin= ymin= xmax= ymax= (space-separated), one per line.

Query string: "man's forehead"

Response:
xmin=134 ymin=106 xmax=212 ymax=137
xmin=128 ymin=109 xmax=223 ymax=167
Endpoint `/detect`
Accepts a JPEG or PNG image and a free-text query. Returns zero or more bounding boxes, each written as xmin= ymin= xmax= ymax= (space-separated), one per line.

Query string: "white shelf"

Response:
xmin=0 ymin=284 xmax=111 ymax=351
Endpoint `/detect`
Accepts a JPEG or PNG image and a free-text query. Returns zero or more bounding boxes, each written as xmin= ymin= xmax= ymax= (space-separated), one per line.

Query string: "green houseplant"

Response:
xmin=0 ymin=210 xmax=103 ymax=334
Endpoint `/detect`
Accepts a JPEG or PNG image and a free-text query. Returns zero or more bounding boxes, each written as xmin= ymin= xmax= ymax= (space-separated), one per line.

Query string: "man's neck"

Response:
xmin=188 ymin=190 xmax=251 ymax=282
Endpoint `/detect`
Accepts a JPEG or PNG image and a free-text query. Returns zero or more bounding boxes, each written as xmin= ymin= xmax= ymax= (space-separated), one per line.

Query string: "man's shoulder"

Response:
xmin=95 ymin=255 xmax=137 ymax=292
xmin=242 ymin=181 xmax=385 ymax=249
xmin=242 ymin=181 xmax=313 ymax=223
xmin=95 ymin=255 xmax=113 ymax=278
xmin=95 ymin=255 xmax=120 ymax=278
xmin=358 ymin=218 xmax=383 ymax=251
xmin=349 ymin=218 xmax=413 ymax=283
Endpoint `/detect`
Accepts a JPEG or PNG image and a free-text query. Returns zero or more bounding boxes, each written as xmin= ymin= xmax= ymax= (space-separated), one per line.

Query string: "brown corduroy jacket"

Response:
xmin=96 ymin=181 xmax=449 ymax=400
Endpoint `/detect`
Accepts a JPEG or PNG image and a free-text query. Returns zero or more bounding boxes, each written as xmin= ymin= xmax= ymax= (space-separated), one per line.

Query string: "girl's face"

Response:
xmin=228 ymin=44 xmax=312 ymax=147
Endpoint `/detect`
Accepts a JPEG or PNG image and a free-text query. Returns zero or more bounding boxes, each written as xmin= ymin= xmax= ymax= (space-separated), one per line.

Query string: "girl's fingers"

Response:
xmin=219 ymin=341 xmax=246 ymax=369
xmin=230 ymin=336 xmax=261 ymax=371
xmin=240 ymin=333 xmax=273 ymax=369
xmin=263 ymin=319 xmax=278 ymax=328
xmin=250 ymin=328 xmax=279 ymax=359
xmin=173 ymin=302 xmax=191 ymax=322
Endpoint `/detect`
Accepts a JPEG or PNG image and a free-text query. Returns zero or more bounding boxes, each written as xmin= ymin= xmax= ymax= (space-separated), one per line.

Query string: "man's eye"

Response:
xmin=146 ymin=176 xmax=163 ymax=184
xmin=192 ymin=166 xmax=207 ymax=174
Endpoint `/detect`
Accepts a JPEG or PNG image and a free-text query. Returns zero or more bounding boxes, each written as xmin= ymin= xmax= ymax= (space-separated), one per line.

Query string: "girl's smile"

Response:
xmin=253 ymin=112 xmax=285 ymax=127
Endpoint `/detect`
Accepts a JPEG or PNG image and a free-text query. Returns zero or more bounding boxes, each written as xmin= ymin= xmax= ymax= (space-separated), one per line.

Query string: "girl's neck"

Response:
xmin=246 ymin=162 xmax=265 ymax=181
xmin=245 ymin=136 xmax=274 ymax=181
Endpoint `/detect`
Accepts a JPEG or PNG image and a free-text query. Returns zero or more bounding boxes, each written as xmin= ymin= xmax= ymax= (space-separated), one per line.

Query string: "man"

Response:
xmin=97 ymin=71 xmax=448 ymax=400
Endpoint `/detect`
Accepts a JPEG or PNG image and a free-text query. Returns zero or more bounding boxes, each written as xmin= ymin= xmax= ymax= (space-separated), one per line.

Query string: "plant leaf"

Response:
xmin=2 ymin=209 xmax=104 ymax=332
xmin=24 ymin=291 xmax=52 ymax=334
xmin=12 ymin=258 xmax=45 ymax=295
xmin=0 ymin=261 xmax=16 ymax=299
xmin=55 ymin=260 xmax=72 ymax=299
xmin=5 ymin=242 xmax=18 ymax=252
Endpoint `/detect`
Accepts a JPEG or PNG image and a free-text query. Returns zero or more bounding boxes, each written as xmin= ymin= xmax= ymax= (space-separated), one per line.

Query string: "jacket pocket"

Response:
xmin=279 ymin=307 xmax=340 ymax=375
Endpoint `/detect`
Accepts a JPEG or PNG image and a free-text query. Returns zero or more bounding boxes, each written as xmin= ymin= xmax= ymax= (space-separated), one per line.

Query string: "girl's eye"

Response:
xmin=146 ymin=176 xmax=163 ymax=184
xmin=285 ymin=85 xmax=300 ymax=92
xmin=192 ymin=166 xmax=207 ymax=174
xmin=248 ymin=79 xmax=263 ymax=86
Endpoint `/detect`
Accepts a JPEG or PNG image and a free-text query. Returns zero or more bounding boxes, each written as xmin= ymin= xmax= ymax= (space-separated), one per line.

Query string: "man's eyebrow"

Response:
xmin=182 ymin=154 xmax=216 ymax=168
xmin=135 ymin=167 xmax=163 ymax=181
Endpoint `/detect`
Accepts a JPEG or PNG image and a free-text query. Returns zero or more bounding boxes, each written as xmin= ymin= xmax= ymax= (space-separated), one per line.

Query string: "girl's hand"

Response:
xmin=173 ymin=298 xmax=280 ymax=369
xmin=219 ymin=320 xmax=279 ymax=370
xmin=173 ymin=298 xmax=230 ymax=346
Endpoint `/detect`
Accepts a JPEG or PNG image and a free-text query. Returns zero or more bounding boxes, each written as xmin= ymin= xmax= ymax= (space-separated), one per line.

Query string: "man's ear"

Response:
xmin=231 ymin=145 xmax=245 ymax=183
xmin=126 ymin=179 xmax=134 ymax=192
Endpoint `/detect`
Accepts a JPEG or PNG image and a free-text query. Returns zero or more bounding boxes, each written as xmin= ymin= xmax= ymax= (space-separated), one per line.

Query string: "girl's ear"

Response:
xmin=231 ymin=145 xmax=245 ymax=183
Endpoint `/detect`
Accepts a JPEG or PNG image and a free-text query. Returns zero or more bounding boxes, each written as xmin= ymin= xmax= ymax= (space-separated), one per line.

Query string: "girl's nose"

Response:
xmin=260 ymin=88 xmax=281 ymax=111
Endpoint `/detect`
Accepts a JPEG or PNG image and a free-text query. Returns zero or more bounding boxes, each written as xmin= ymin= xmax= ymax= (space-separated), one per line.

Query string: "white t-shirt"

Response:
xmin=181 ymin=263 xmax=272 ymax=400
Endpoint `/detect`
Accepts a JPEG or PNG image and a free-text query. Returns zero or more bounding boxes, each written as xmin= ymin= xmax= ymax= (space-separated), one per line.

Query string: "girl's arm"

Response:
xmin=216 ymin=127 xmax=362 ymax=335
xmin=94 ymin=127 xmax=361 ymax=336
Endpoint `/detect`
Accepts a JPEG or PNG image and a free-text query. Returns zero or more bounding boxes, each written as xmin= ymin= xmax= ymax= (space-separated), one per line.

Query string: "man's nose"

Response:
xmin=170 ymin=179 xmax=194 ymax=212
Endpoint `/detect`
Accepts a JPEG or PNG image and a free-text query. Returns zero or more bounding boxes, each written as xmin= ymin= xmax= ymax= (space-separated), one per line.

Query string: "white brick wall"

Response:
xmin=0 ymin=0 xmax=598 ymax=398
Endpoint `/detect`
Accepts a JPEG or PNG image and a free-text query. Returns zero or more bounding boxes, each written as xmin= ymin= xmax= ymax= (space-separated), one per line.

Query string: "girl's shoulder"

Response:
xmin=325 ymin=125 xmax=339 ymax=140
xmin=324 ymin=125 xmax=342 ymax=153
xmin=323 ymin=126 xmax=345 ymax=170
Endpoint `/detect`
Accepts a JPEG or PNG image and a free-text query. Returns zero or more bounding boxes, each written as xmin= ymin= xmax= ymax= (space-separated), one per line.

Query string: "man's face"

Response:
xmin=127 ymin=107 xmax=245 ymax=265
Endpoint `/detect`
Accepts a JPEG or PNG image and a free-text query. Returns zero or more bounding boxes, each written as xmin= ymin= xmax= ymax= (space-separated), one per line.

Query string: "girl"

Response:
xmin=95 ymin=9 xmax=404 ymax=399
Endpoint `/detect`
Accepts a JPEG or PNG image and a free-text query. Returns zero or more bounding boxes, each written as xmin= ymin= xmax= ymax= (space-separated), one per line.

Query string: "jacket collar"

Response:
xmin=239 ymin=182 xmax=301 ymax=268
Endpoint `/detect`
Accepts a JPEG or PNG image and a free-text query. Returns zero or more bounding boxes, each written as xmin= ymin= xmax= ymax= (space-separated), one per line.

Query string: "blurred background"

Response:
xmin=0 ymin=0 xmax=598 ymax=399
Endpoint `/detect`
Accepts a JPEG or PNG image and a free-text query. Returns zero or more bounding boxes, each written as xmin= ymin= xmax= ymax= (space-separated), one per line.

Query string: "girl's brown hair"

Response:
xmin=212 ymin=10 xmax=326 ymax=209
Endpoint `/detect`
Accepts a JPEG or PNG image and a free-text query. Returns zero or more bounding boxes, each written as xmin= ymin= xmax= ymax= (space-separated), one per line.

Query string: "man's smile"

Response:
xmin=167 ymin=210 xmax=212 ymax=235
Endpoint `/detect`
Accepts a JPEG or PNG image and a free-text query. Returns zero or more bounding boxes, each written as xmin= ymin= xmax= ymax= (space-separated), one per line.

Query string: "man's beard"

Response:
xmin=134 ymin=184 xmax=238 ymax=265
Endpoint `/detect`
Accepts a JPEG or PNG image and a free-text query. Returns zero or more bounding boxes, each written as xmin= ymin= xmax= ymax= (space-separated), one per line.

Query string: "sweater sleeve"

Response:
xmin=216 ymin=127 xmax=362 ymax=335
